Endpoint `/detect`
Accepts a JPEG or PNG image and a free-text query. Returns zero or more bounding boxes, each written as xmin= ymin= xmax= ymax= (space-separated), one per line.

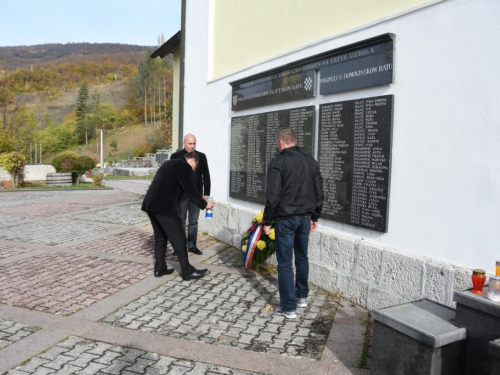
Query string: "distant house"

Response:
xmin=153 ymin=0 xmax=500 ymax=310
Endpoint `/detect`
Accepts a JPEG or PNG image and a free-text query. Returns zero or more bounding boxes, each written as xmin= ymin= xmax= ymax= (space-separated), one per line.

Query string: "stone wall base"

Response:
xmin=198 ymin=200 xmax=473 ymax=310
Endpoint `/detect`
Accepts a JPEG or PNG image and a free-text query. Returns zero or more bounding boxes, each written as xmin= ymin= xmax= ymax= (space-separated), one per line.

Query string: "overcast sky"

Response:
xmin=0 ymin=0 xmax=181 ymax=47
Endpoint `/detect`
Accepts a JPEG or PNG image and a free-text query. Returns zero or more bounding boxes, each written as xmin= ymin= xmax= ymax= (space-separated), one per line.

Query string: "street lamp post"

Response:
xmin=78 ymin=145 xmax=82 ymax=157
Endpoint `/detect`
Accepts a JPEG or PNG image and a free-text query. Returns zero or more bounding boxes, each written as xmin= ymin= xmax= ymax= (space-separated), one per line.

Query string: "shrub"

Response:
xmin=93 ymin=173 xmax=104 ymax=187
xmin=52 ymin=151 xmax=78 ymax=172
xmin=74 ymin=156 xmax=96 ymax=184
xmin=0 ymin=152 xmax=26 ymax=188
xmin=132 ymin=141 xmax=149 ymax=157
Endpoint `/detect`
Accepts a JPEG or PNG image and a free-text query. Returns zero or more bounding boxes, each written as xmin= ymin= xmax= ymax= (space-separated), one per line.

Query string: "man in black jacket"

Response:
xmin=263 ymin=128 xmax=324 ymax=319
xmin=142 ymin=152 xmax=214 ymax=280
xmin=171 ymin=134 xmax=211 ymax=255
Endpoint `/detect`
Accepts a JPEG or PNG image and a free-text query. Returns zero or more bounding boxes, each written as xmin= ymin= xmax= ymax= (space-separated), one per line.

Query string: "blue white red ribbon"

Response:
xmin=243 ymin=224 xmax=262 ymax=270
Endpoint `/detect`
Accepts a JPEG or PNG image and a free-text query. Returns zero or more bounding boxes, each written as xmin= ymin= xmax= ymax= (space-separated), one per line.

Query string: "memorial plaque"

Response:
xmin=230 ymin=106 xmax=315 ymax=204
xmin=318 ymin=95 xmax=393 ymax=232
xmin=232 ymin=70 xmax=315 ymax=111
xmin=320 ymin=41 xmax=393 ymax=95
xmin=231 ymin=34 xmax=394 ymax=111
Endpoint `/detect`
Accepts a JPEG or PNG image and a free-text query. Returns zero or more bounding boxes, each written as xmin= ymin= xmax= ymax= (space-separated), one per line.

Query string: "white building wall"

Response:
xmin=183 ymin=0 xmax=500 ymax=309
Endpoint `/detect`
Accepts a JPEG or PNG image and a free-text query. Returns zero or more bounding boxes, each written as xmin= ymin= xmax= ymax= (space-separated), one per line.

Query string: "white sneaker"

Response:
xmin=297 ymin=298 xmax=307 ymax=308
xmin=275 ymin=305 xmax=297 ymax=319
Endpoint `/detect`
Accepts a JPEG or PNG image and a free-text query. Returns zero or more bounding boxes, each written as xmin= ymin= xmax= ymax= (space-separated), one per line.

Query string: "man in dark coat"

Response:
xmin=170 ymin=134 xmax=211 ymax=255
xmin=142 ymin=152 xmax=214 ymax=280
xmin=263 ymin=128 xmax=324 ymax=319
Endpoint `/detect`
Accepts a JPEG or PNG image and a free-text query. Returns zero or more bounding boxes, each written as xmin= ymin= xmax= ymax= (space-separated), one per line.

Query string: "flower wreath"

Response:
xmin=241 ymin=210 xmax=276 ymax=270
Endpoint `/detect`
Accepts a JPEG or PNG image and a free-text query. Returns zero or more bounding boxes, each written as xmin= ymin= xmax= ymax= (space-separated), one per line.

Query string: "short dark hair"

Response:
xmin=184 ymin=151 xmax=199 ymax=163
xmin=277 ymin=128 xmax=296 ymax=145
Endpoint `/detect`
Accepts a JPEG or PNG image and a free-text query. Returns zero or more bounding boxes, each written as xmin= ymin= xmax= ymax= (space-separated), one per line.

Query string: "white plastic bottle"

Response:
xmin=206 ymin=196 xmax=213 ymax=219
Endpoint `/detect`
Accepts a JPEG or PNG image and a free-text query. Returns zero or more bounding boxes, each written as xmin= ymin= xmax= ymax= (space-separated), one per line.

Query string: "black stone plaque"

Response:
xmin=230 ymin=106 xmax=315 ymax=204
xmin=318 ymin=95 xmax=393 ymax=232
xmin=232 ymin=70 xmax=315 ymax=111
xmin=320 ymin=41 xmax=393 ymax=95
xmin=231 ymin=35 xmax=394 ymax=111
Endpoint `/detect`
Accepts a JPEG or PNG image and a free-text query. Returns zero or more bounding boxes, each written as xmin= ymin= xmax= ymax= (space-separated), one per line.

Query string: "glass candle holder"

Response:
xmin=472 ymin=269 xmax=486 ymax=295
xmin=496 ymin=261 xmax=500 ymax=277
xmin=488 ymin=275 xmax=500 ymax=301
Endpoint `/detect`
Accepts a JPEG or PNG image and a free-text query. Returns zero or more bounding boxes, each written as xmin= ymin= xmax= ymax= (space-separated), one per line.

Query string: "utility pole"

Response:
xmin=100 ymin=129 xmax=104 ymax=169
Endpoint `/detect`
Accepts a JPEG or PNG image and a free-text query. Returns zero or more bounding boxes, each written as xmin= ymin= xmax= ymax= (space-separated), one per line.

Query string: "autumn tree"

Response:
xmin=134 ymin=51 xmax=173 ymax=130
xmin=75 ymin=82 xmax=89 ymax=145
xmin=0 ymin=82 xmax=14 ymax=128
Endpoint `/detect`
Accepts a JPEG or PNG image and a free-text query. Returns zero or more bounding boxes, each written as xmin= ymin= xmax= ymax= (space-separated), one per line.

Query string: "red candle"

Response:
xmin=472 ymin=269 xmax=486 ymax=294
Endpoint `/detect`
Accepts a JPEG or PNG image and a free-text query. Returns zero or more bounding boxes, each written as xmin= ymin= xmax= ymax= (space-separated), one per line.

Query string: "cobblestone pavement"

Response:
xmin=0 ymin=216 xmax=27 ymax=226
xmin=0 ymin=244 xmax=32 ymax=259
xmin=203 ymin=247 xmax=243 ymax=268
xmin=64 ymin=203 xmax=149 ymax=225
xmin=0 ymin=319 xmax=40 ymax=350
xmin=0 ymin=189 xmax=369 ymax=375
xmin=7 ymin=336 xmax=263 ymax=375
xmin=0 ymin=220 xmax=114 ymax=245
xmin=0 ymin=201 xmax=95 ymax=219
xmin=72 ymin=228 xmax=217 ymax=259
xmin=103 ymin=272 xmax=336 ymax=359
xmin=0 ymin=252 xmax=151 ymax=315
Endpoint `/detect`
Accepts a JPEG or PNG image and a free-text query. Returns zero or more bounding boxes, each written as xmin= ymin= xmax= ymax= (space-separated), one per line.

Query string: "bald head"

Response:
xmin=183 ymin=134 xmax=196 ymax=153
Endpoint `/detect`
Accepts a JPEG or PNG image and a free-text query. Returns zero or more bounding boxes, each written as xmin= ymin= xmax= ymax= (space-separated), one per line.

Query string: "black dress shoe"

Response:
xmin=182 ymin=268 xmax=208 ymax=281
xmin=154 ymin=268 xmax=175 ymax=277
xmin=188 ymin=247 xmax=203 ymax=255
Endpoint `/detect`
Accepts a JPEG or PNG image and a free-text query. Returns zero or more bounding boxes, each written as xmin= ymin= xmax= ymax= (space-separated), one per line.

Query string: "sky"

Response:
xmin=0 ymin=0 xmax=181 ymax=47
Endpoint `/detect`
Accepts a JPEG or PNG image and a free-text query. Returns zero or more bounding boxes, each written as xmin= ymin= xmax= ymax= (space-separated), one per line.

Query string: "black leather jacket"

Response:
xmin=263 ymin=146 xmax=324 ymax=223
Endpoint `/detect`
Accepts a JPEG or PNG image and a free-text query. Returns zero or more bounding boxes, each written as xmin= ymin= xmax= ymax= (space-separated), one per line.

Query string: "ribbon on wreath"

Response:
xmin=241 ymin=223 xmax=262 ymax=270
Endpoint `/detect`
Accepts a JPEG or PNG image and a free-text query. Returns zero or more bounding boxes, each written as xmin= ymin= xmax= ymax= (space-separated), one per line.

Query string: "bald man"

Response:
xmin=171 ymin=134 xmax=211 ymax=255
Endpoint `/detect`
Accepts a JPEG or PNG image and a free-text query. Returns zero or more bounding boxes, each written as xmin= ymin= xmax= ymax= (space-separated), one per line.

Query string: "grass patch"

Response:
xmin=358 ymin=312 xmax=373 ymax=369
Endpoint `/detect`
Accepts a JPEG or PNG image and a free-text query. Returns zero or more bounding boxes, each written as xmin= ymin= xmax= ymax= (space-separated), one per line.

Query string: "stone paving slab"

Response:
xmin=0 ymin=202 xmax=95 ymax=219
xmin=103 ymin=271 xmax=336 ymax=360
xmin=203 ymin=247 xmax=244 ymax=268
xmin=0 ymin=252 xmax=151 ymax=315
xmin=0 ymin=244 xmax=32 ymax=259
xmin=64 ymin=203 xmax=149 ymax=225
xmin=72 ymin=227 xmax=217 ymax=260
xmin=6 ymin=335 xmax=263 ymax=375
xmin=0 ymin=319 xmax=40 ymax=350
xmin=62 ymin=191 xmax=140 ymax=207
xmin=0 ymin=220 xmax=114 ymax=246
xmin=0 ymin=189 xmax=369 ymax=375
xmin=0 ymin=216 xmax=27 ymax=226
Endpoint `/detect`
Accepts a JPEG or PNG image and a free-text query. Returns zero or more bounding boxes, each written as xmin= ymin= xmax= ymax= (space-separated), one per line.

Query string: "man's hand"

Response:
xmin=206 ymin=201 xmax=214 ymax=210
xmin=310 ymin=221 xmax=318 ymax=232
xmin=203 ymin=195 xmax=208 ymax=200
xmin=264 ymin=225 xmax=271 ymax=235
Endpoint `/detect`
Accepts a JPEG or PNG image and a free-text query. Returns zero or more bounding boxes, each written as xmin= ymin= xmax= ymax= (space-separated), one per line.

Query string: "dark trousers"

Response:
xmin=178 ymin=197 xmax=201 ymax=248
xmin=148 ymin=213 xmax=196 ymax=277
xmin=275 ymin=216 xmax=311 ymax=312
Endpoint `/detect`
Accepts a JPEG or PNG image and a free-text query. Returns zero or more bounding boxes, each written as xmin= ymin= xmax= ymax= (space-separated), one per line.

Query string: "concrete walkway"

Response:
xmin=0 ymin=185 xmax=370 ymax=375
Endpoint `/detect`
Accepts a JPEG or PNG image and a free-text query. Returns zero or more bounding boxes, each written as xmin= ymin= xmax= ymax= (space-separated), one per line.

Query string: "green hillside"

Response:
xmin=0 ymin=43 xmax=173 ymax=166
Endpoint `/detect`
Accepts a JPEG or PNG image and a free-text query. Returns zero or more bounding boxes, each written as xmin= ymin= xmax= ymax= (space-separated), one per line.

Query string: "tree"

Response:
xmin=35 ymin=117 xmax=75 ymax=154
xmin=51 ymin=151 xmax=78 ymax=172
xmin=75 ymin=82 xmax=89 ymax=145
xmin=0 ymin=83 xmax=14 ymax=129
xmin=0 ymin=129 xmax=15 ymax=153
xmin=134 ymin=51 xmax=173 ymax=130
xmin=0 ymin=151 xmax=26 ymax=188
xmin=74 ymin=156 xmax=96 ymax=184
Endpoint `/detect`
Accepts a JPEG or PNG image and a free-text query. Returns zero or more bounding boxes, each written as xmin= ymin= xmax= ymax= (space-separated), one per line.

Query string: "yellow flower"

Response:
xmin=269 ymin=228 xmax=275 ymax=240
xmin=257 ymin=240 xmax=266 ymax=250
xmin=256 ymin=212 xmax=264 ymax=223
xmin=242 ymin=245 xmax=247 ymax=252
